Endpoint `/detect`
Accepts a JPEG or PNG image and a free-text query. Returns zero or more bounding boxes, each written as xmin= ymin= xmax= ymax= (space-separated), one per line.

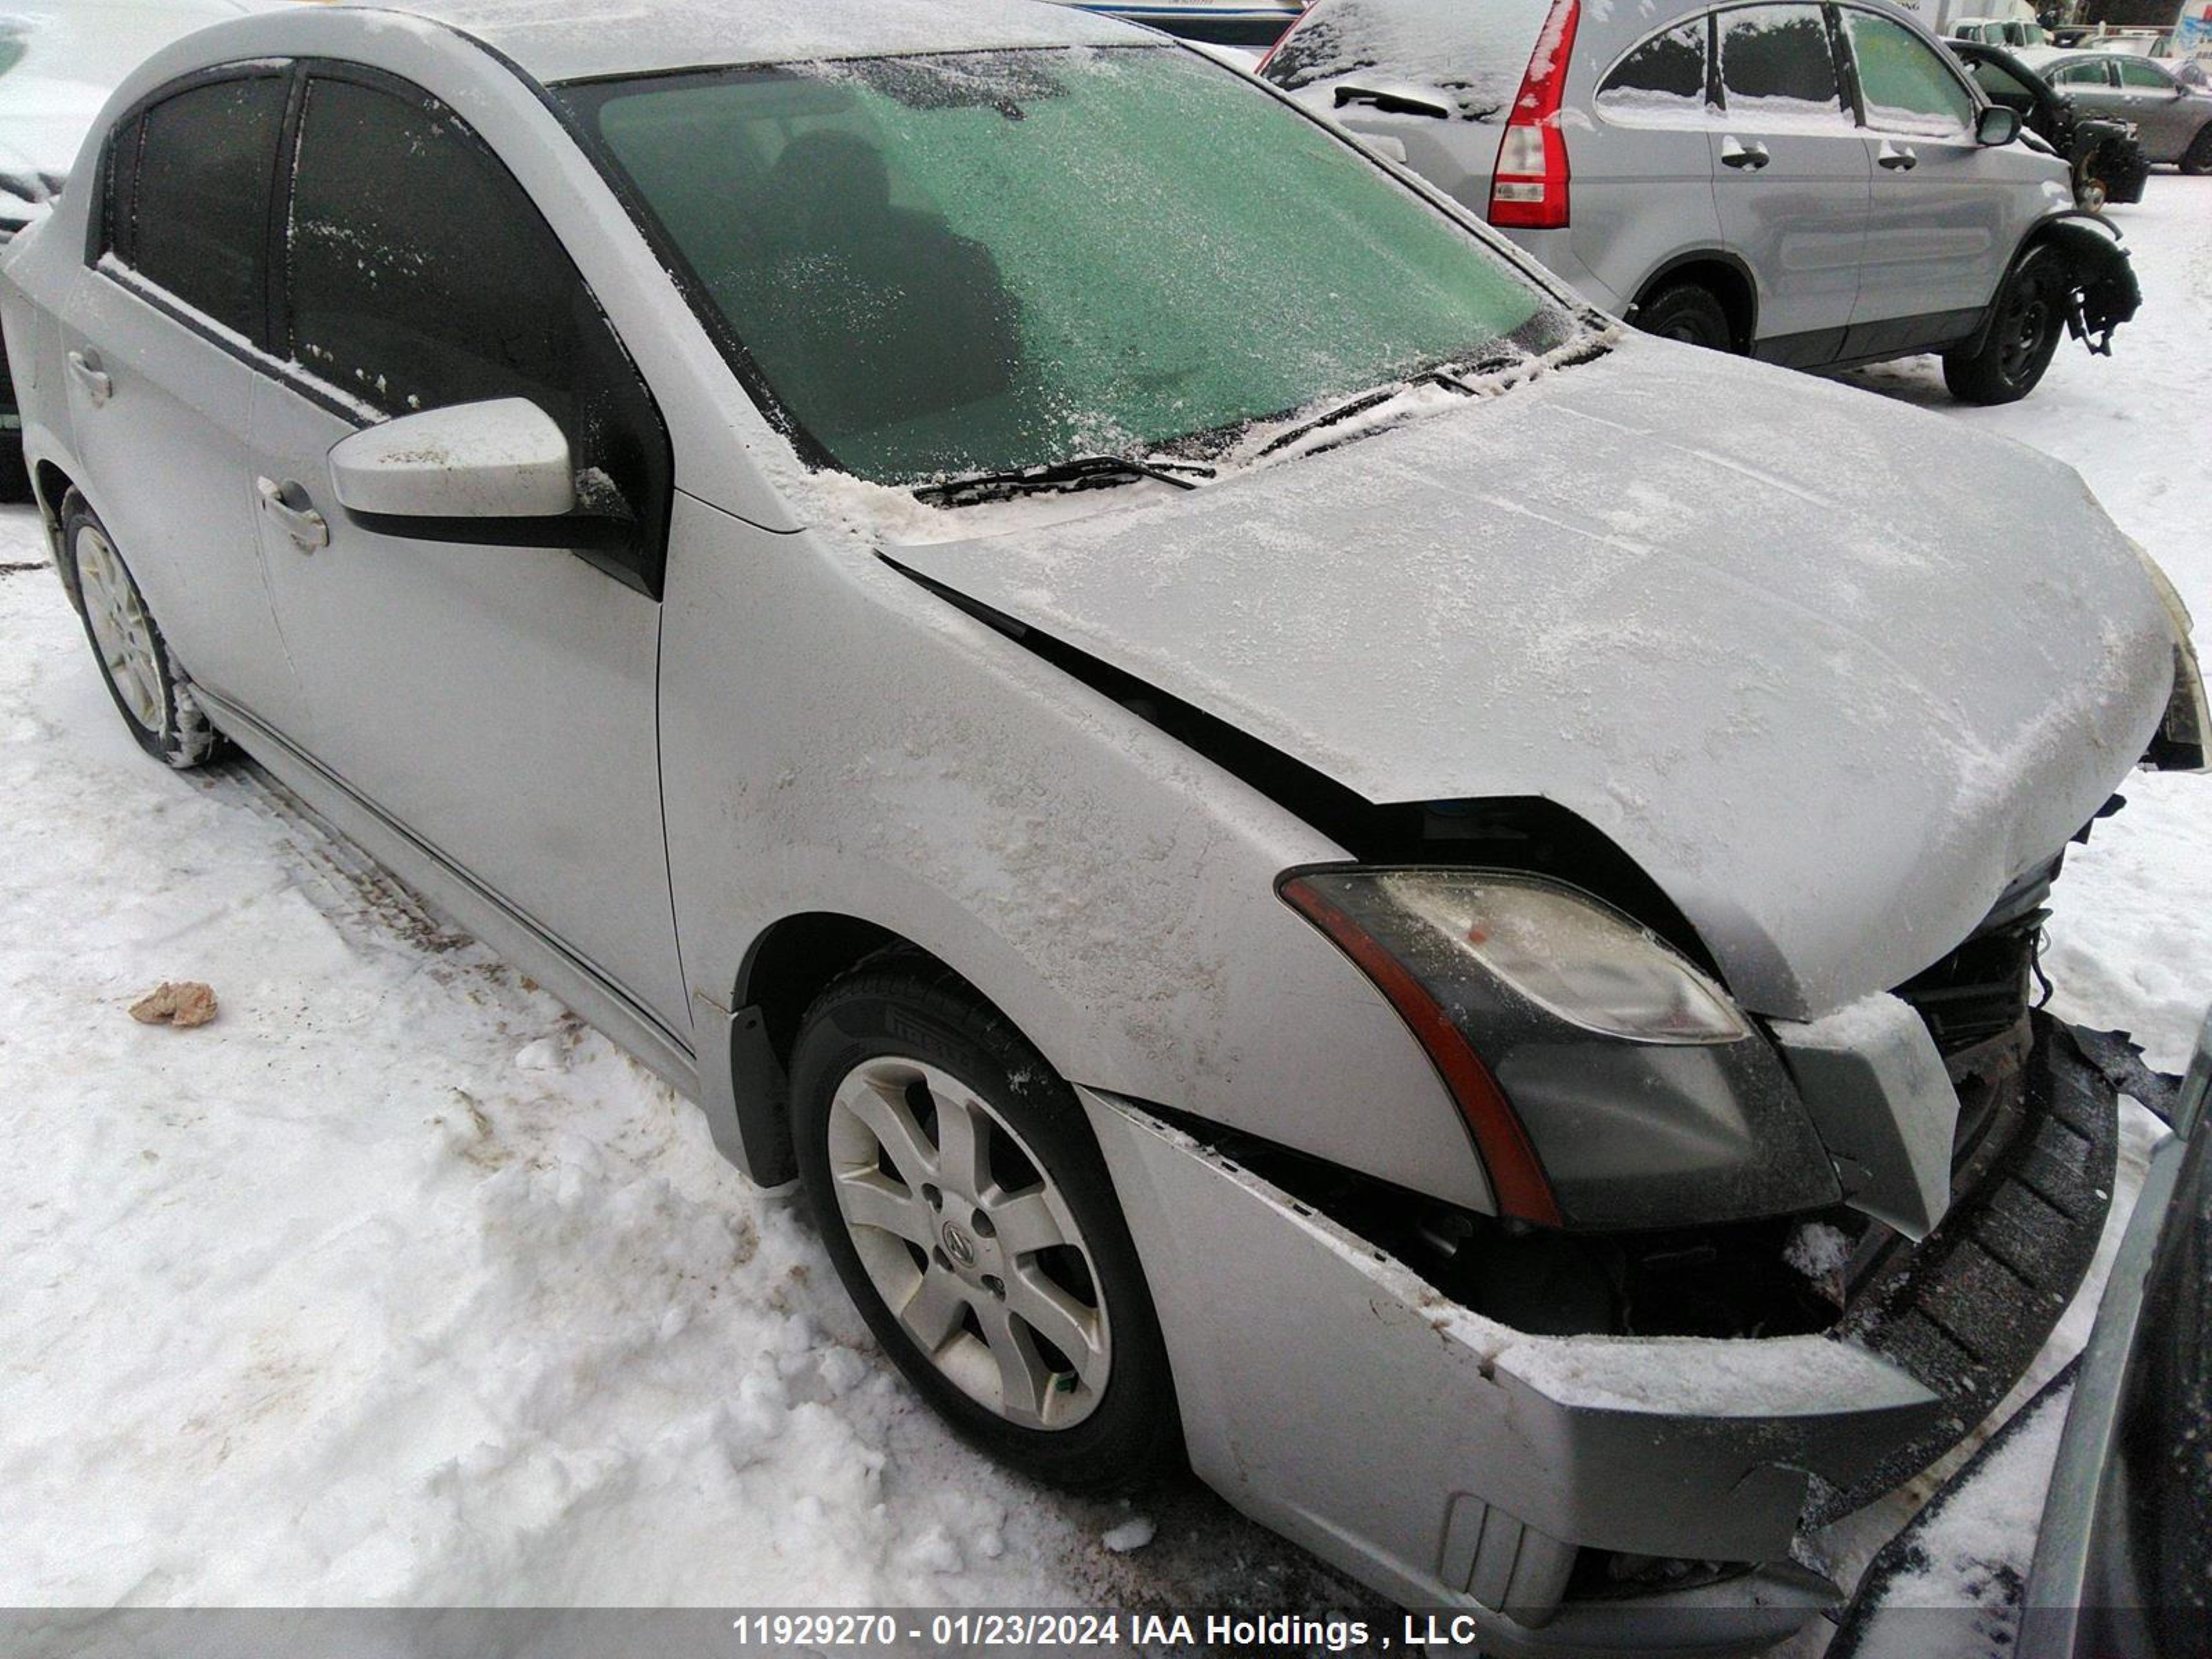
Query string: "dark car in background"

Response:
xmin=1949 ymin=37 xmax=2150 ymax=208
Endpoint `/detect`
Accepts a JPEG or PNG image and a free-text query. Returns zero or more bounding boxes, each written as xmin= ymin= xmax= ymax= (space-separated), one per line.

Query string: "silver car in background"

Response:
xmin=1 ymin=0 xmax=2206 ymax=1650
xmin=1260 ymin=0 xmax=2137 ymax=402
xmin=2027 ymin=48 xmax=2212 ymax=167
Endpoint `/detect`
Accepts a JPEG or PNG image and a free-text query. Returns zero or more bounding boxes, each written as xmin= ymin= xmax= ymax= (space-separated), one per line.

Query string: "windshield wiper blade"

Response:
xmin=914 ymin=453 xmax=1215 ymax=509
xmin=1252 ymin=364 xmax=1508 ymax=460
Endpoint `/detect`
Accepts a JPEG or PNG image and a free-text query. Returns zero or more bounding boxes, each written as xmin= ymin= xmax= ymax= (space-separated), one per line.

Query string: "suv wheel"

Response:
xmin=2182 ymin=124 xmax=2212 ymax=176
xmin=1942 ymin=246 xmax=2065 ymax=406
xmin=59 ymin=491 xmax=225 ymax=769
xmin=1635 ymin=282 xmax=1736 ymax=351
xmin=790 ymin=960 xmax=1180 ymax=1491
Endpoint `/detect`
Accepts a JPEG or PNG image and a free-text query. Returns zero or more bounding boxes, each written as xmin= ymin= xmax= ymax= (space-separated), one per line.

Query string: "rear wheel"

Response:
xmin=1634 ymin=282 xmax=1736 ymax=352
xmin=790 ymin=960 xmax=1180 ymax=1491
xmin=2182 ymin=124 xmax=2212 ymax=176
xmin=1942 ymin=246 xmax=2065 ymax=406
xmin=58 ymin=491 xmax=223 ymax=769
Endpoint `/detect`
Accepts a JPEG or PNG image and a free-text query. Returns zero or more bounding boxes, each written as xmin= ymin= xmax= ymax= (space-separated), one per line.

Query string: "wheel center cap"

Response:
xmin=941 ymin=1221 xmax=977 ymax=1268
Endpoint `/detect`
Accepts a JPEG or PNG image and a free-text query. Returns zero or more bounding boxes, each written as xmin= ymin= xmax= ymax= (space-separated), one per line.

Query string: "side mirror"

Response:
xmin=1976 ymin=104 xmax=2023 ymax=144
xmin=329 ymin=397 xmax=575 ymax=522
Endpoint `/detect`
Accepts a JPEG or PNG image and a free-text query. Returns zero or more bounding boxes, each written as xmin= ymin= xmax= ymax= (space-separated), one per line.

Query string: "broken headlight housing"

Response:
xmin=1282 ymin=868 xmax=1841 ymax=1231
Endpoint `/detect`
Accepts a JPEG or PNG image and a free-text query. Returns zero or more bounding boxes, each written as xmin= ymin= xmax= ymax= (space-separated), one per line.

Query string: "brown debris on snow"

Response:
xmin=129 ymin=982 xmax=218 ymax=1029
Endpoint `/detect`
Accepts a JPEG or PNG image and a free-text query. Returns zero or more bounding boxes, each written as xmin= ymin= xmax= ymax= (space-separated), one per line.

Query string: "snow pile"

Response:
xmin=0 ymin=546 xmax=1306 ymax=1611
xmin=1830 ymin=1370 xmax=2077 ymax=1659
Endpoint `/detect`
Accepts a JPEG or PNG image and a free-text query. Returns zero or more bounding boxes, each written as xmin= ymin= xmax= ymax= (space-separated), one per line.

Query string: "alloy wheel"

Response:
xmin=73 ymin=525 xmax=165 ymax=733
xmin=825 ymin=1056 xmax=1111 ymax=1430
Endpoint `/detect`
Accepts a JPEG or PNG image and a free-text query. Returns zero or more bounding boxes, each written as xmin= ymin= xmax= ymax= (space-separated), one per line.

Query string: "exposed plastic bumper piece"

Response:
xmin=1079 ymin=1087 xmax=1943 ymax=1644
xmin=1812 ymin=1015 xmax=2117 ymax=1522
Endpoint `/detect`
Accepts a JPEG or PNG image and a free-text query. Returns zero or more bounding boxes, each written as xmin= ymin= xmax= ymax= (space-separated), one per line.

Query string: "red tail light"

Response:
xmin=1488 ymin=0 xmax=1580 ymax=229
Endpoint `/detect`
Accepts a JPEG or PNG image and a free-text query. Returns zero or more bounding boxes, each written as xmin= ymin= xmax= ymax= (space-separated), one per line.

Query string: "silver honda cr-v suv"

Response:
xmin=1261 ymin=0 xmax=2137 ymax=402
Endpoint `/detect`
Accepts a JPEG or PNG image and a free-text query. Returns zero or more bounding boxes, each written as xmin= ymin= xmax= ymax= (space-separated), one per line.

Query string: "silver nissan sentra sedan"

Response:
xmin=2 ymin=0 xmax=2206 ymax=1647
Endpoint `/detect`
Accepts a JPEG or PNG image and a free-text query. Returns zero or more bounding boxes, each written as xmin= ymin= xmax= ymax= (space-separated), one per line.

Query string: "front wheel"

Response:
xmin=1942 ymin=247 xmax=2066 ymax=406
xmin=59 ymin=491 xmax=224 ymax=769
xmin=790 ymin=960 xmax=1180 ymax=1491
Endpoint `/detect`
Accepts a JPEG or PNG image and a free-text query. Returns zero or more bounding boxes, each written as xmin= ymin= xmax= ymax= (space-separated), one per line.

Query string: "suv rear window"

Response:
xmin=1261 ymin=0 xmax=1557 ymax=121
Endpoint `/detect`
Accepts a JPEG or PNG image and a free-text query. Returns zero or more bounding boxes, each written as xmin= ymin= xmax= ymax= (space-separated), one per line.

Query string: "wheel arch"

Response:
xmin=35 ymin=456 xmax=88 ymax=609
xmin=1629 ymin=251 xmax=1760 ymax=353
xmin=1958 ymin=211 xmax=2137 ymax=359
xmin=718 ymin=909 xmax=1036 ymax=1188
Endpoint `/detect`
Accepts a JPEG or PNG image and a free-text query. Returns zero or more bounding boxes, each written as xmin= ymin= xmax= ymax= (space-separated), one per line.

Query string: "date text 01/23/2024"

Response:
xmin=726 ymin=1612 xmax=1405 ymax=1649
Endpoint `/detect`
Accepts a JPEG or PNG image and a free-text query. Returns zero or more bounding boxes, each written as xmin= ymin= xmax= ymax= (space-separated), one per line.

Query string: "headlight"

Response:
xmin=1328 ymin=869 xmax=1750 ymax=1044
xmin=1282 ymin=867 xmax=1838 ymax=1231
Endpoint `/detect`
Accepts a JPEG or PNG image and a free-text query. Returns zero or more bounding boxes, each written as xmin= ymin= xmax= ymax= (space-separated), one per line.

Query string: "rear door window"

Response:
xmin=1718 ymin=4 xmax=1855 ymax=129
xmin=1597 ymin=21 xmax=1713 ymax=121
xmin=2048 ymin=58 xmax=2113 ymax=86
xmin=108 ymin=73 xmax=289 ymax=339
xmin=1841 ymin=10 xmax=1976 ymax=137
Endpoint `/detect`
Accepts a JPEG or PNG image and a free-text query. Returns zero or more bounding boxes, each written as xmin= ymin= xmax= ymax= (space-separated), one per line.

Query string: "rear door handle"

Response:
xmin=1720 ymin=136 xmax=1772 ymax=171
xmin=1877 ymin=140 xmax=1918 ymax=170
xmin=66 ymin=349 xmax=112 ymax=406
xmin=256 ymin=476 xmax=330 ymax=552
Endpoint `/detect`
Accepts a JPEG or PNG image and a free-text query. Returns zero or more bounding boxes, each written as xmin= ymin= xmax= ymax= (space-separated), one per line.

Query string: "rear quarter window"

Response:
xmin=1597 ymin=21 xmax=1712 ymax=122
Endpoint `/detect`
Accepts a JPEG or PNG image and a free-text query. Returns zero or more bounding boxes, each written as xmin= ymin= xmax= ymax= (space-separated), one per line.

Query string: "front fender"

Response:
xmin=2036 ymin=212 xmax=2141 ymax=353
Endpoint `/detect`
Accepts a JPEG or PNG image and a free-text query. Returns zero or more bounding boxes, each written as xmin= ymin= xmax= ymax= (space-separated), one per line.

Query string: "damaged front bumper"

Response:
xmin=1081 ymin=1018 xmax=2119 ymax=1655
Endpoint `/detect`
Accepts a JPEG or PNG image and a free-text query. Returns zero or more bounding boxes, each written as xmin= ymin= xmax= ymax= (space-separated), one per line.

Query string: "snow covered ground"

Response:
xmin=1 ymin=180 xmax=2206 ymax=1644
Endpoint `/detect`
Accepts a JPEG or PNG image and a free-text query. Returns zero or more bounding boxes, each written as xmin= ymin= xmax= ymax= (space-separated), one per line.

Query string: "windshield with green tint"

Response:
xmin=562 ymin=46 xmax=1580 ymax=489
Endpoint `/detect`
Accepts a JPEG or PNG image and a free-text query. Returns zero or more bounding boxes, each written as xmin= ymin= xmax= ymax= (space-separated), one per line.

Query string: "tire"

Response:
xmin=2182 ymin=124 xmax=2212 ymax=176
xmin=1942 ymin=246 xmax=2067 ymax=406
xmin=57 ymin=491 xmax=225 ymax=769
xmin=1634 ymin=282 xmax=1736 ymax=352
xmin=791 ymin=959 xmax=1181 ymax=1492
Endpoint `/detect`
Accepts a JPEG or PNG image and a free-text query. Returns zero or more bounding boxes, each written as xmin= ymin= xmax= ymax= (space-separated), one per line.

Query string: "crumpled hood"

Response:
xmin=888 ymin=338 xmax=2175 ymax=1020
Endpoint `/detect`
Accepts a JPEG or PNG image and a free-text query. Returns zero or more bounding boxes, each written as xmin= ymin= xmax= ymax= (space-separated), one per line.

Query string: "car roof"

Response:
xmin=328 ymin=0 xmax=1150 ymax=84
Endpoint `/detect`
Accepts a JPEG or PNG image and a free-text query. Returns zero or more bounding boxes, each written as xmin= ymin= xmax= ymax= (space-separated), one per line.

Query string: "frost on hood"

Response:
xmin=881 ymin=338 xmax=2176 ymax=1020
xmin=1263 ymin=0 xmax=1560 ymax=120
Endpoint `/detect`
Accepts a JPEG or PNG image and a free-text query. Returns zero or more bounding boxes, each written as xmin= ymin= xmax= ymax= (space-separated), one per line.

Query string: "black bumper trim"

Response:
xmin=1809 ymin=1013 xmax=2117 ymax=1522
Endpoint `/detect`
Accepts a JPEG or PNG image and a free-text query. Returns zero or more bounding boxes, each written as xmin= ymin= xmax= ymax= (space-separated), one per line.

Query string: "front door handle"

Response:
xmin=1720 ymin=135 xmax=1772 ymax=170
xmin=1877 ymin=140 xmax=1919 ymax=171
xmin=66 ymin=349 xmax=112 ymax=406
xmin=256 ymin=476 xmax=330 ymax=552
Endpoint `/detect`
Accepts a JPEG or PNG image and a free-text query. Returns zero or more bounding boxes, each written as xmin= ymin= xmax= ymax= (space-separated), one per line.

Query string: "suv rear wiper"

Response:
xmin=915 ymin=453 xmax=1216 ymax=509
